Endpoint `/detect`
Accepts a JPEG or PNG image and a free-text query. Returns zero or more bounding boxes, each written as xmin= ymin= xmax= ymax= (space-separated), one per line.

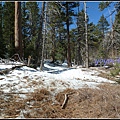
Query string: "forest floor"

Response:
xmin=0 ymin=61 xmax=120 ymax=119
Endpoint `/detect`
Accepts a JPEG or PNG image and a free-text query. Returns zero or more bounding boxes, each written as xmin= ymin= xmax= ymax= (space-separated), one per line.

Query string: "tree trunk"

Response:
xmin=77 ymin=2 xmax=82 ymax=66
xmin=66 ymin=2 xmax=71 ymax=67
xmin=51 ymin=27 xmax=56 ymax=63
xmin=84 ymin=1 xmax=89 ymax=68
xmin=36 ymin=2 xmax=45 ymax=65
xmin=0 ymin=2 xmax=2 ymax=38
xmin=40 ymin=2 xmax=46 ymax=71
xmin=15 ymin=1 xmax=23 ymax=59
xmin=22 ymin=2 xmax=26 ymax=60
xmin=0 ymin=2 xmax=3 ymax=49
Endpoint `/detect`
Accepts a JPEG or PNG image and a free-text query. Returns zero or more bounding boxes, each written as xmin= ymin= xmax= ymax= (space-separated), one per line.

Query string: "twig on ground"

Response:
xmin=61 ymin=93 xmax=68 ymax=109
xmin=61 ymin=91 xmax=75 ymax=109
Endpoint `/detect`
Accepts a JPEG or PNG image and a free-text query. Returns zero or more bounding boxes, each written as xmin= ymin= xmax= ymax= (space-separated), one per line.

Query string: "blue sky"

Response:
xmin=70 ymin=1 xmax=117 ymax=29
xmin=83 ymin=1 xmax=116 ymax=25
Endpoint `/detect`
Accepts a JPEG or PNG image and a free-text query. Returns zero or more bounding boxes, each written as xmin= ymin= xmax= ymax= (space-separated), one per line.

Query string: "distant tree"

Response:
xmin=35 ymin=1 xmax=45 ymax=66
xmin=98 ymin=1 xmax=120 ymax=57
xmin=2 ymin=2 xmax=15 ymax=58
xmin=0 ymin=2 xmax=2 ymax=41
xmin=0 ymin=2 xmax=6 ymax=58
xmin=98 ymin=1 xmax=120 ymax=14
xmin=21 ymin=2 xmax=28 ymax=59
xmin=61 ymin=2 xmax=79 ymax=67
xmin=46 ymin=2 xmax=58 ymax=63
xmin=84 ymin=1 xmax=89 ymax=68
xmin=99 ymin=1 xmax=112 ymax=11
xmin=88 ymin=23 xmax=103 ymax=60
xmin=112 ymin=4 xmax=120 ymax=57
xmin=76 ymin=9 xmax=85 ymax=65
xmin=97 ymin=14 xmax=110 ymax=38
xmin=97 ymin=14 xmax=110 ymax=58
xmin=25 ymin=2 xmax=40 ymax=62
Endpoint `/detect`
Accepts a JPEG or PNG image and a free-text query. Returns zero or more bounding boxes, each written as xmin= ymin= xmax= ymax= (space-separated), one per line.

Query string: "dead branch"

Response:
xmin=0 ymin=64 xmax=26 ymax=75
xmin=0 ymin=92 xmax=30 ymax=94
xmin=27 ymin=55 xmax=31 ymax=66
xmin=61 ymin=93 xmax=68 ymax=109
xmin=3 ymin=114 xmax=19 ymax=118
xmin=61 ymin=91 xmax=75 ymax=109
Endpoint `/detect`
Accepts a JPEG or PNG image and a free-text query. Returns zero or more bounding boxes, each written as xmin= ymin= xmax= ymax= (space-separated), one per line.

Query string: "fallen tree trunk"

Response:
xmin=0 ymin=64 xmax=26 ymax=75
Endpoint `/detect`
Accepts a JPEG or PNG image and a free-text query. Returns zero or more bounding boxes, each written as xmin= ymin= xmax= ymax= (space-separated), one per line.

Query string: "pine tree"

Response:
xmin=46 ymin=2 xmax=64 ymax=63
xmin=2 ymin=2 xmax=15 ymax=58
xmin=25 ymin=1 xmax=40 ymax=63
xmin=113 ymin=3 xmax=120 ymax=57
xmin=21 ymin=2 xmax=29 ymax=59
xmin=44 ymin=2 xmax=56 ymax=63
xmin=97 ymin=14 xmax=110 ymax=58
xmin=98 ymin=1 xmax=120 ymax=57
xmin=35 ymin=1 xmax=45 ymax=65
xmin=0 ymin=2 xmax=5 ymax=58
xmin=76 ymin=9 xmax=85 ymax=66
xmin=97 ymin=14 xmax=110 ymax=37
xmin=60 ymin=2 xmax=79 ymax=67
xmin=88 ymin=23 xmax=102 ymax=59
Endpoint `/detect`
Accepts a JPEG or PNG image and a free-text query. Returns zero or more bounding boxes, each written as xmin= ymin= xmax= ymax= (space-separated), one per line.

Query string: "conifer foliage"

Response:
xmin=0 ymin=1 xmax=119 ymax=67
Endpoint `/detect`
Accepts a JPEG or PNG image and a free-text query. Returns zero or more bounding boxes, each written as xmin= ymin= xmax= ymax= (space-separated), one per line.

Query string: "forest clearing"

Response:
xmin=0 ymin=1 xmax=120 ymax=119
xmin=0 ymin=59 xmax=120 ymax=118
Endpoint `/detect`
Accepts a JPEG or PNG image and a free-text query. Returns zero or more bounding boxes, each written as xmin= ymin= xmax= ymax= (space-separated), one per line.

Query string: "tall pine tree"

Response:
xmin=3 ymin=2 xmax=15 ymax=58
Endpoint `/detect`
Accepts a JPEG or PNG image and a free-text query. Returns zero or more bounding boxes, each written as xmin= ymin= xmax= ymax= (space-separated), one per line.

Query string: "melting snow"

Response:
xmin=0 ymin=61 xmax=116 ymax=98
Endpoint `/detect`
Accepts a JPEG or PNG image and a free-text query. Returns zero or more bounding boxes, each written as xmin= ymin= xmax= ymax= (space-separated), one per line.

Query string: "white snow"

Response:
xmin=0 ymin=61 xmax=116 ymax=98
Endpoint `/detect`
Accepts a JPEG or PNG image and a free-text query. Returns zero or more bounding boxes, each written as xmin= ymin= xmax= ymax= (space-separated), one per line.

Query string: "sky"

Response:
xmin=37 ymin=1 xmax=117 ymax=30
xmin=70 ymin=1 xmax=117 ymax=29
xmin=83 ymin=1 xmax=116 ymax=25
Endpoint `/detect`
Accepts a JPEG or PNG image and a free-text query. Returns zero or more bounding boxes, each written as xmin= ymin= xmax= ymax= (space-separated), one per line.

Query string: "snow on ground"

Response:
xmin=0 ymin=61 xmax=116 ymax=98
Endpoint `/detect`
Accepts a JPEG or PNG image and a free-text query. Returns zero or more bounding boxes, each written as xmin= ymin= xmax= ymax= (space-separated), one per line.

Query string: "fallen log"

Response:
xmin=0 ymin=64 xmax=26 ymax=75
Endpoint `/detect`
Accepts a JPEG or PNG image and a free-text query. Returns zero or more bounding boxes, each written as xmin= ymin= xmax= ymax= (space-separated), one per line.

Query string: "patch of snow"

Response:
xmin=0 ymin=61 xmax=116 ymax=98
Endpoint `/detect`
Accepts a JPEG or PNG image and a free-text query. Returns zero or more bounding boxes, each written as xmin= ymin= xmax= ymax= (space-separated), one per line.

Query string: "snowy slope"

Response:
xmin=0 ymin=61 xmax=116 ymax=98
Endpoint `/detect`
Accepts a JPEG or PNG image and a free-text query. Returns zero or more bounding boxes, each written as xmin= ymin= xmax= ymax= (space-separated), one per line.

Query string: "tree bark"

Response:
xmin=84 ymin=1 xmax=89 ymax=68
xmin=0 ymin=2 xmax=2 ymax=39
xmin=66 ymin=2 xmax=71 ymax=67
xmin=36 ymin=2 xmax=45 ymax=65
xmin=77 ymin=2 xmax=82 ymax=66
xmin=40 ymin=2 xmax=46 ymax=71
xmin=51 ymin=28 xmax=56 ymax=63
xmin=15 ymin=1 xmax=23 ymax=59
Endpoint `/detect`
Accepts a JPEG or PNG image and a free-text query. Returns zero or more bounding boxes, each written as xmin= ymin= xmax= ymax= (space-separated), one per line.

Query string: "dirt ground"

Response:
xmin=0 ymin=67 xmax=120 ymax=119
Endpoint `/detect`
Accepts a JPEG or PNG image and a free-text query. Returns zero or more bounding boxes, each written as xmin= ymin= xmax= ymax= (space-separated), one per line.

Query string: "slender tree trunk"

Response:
xmin=23 ymin=2 xmax=26 ymax=59
xmin=0 ymin=2 xmax=2 ymax=41
xmin=51 ymin=27 xmax=56 ymax=63
xmin=40 ymin=2 xmax=46 ymax=71
xmin=108 ymin=8 xmax=114 ymax=58
xmin=84 ymin=1 xmax=89 ymax=68
xmin=15 ymin=1 xmax=23 ymax=59
xmin=66 ymin=2 xmax=71 ymax=67
xmin=36 ymin=2 xmax=45 ymax=65
xmin=77 ymin=2 xmax=82 ymax=65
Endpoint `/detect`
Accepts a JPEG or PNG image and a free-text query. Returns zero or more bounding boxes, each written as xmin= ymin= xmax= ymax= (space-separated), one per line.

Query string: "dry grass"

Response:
xmin=0 ymin=83 xmax=120 ymax=118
